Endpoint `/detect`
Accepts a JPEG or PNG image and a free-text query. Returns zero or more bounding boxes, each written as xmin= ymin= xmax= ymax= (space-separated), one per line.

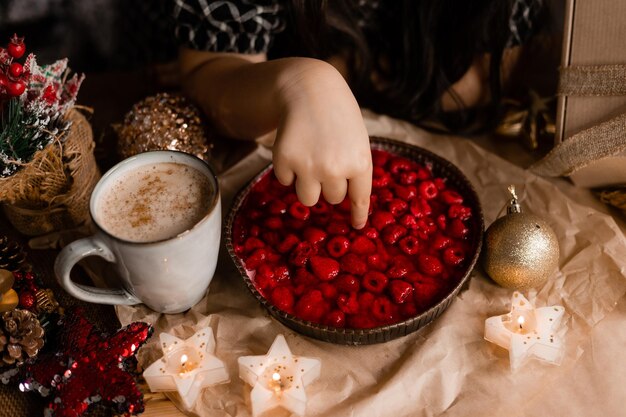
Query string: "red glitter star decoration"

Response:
xmin=18 ymin=308 xmax=153 ymax=417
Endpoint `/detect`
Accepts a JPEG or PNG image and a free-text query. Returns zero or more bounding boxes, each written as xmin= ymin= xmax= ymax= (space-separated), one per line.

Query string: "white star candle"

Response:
xmin=238 ymin=335 xmax=321 ymax=417
xmin=143 ymin=327 xmax=229 ymax=409
xmin=485 ymin=292 xmax=566 ymax=371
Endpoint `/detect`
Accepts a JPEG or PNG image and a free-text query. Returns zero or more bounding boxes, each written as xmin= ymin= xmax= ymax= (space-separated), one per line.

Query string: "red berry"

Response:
xmin=389 ymin=157 xmax=412 ymax=174
xmin=418 ymin=180 xmax=438 ymax=200
xmin=440 ymin=190 xmax=464 ymax=205
xmin=399 ymin=213 xmax=418 ymax=230
xmin=274 ymin=266 xmax=290 ymax=282
xmin=372 ymin=166 xmax=391 ymax=188
xmin=394 ymin=185 xmax=417 ymax=201
xmin=401 ymin=302 xmax=418 ymax=318
xmin=318 ymin=282 xmax=339 ymax=300
xmin=417 ymin=254 xmax=443 ymax=276
xmin=262 ymin=231 xmax=280 ymax=246
xmin=244 ymin=248 xmax=267 ymax=269
xmin=277 ymin=234 xmax=300 ymax=253
xmin=431 ymin=234 xmax=452 ymax=251
xmin=366 ymin=253 xmax=388 ymax=271
xmin=310 ymin=256 xmax=340 ymax=281
xmin=7 ymin=34 xmax=25 ymax=59
xmin=19 ymin=291 xmax=36 ymax=310
xmin=413 ymin=275 xmax=441 ymax=308
xmin=382 ymin=224 xmax=407 ymax=245
xmin=362 ymin=271 xmax=388 ymax=293
xmin=244 ymin=237 xmax=265 ymax=253
xmin=327 ymin=221 xmax=350 ymax=235
xmin=289 ymin=241 xmax=317 ymax=267
xmin=388 ymin=199 xmax=408 ymax=217
xmin=434 ymin=178 xmax=446 ymax=190
xmin=264 ymin=216 xmax=283 ymax=230
xmin=326 ymin=235 xmax=350 ymax=258
xmin=325 ymin=310 xmax=346 ymax=328
xmin=389 ymin=280 xmax=414 ymax=304
xmin=448 ymin=204 xmax=472 ymax=221
xmin=436 ymin=214 xmax=447 ymax=230
xmin=295 ymin=290 xmax=327 ymax=322
xmin=409 ymin=198 xmax=432 ymax=218
xmin=348 ymin=314 xmax=376 ymax=329
xmin=336 ymin=197 xmax=352 ymax=213
xmin=404 ymin=271 xmax=426 ymax=283
xmin=398 ymin=236 xmax=420 ymax=255
xmin=8 ymin=62 xmax=23 ymax=78
xmin=358 ymin=292 xmax=376 ymax=312
xmin=377 ymin=188 xmax=394 ymax=203
xmin=271 ymin=286 xmax=295 ymax=312
xmin=387 ymin=255 xmax=413 ymax=279
xmin=371 ymin=296 xmax=394 ymax=321
xmin=340 ymin=253 xmax=367 ymax=276
xmin=335 ymin=274 xmax=360 ymax=293
xmin=337 ymin=292 xmax=360 ymax=314
xmin=350 ymin=236 xmax=376 ymax=255
xmin=371 ymin=149 xmax=390 ymax=167
xmin=268 ymin=200 xmax=287 ymax=215
xmin=303 ymin=227 xmax=327 ymax=245
xmin=399 ymin=171 xmax=418 ymax=185
xmin=371 ymin=211 xmax=395 ymax=231
xmin=289 ymin=202 xmax=310 ymax=220
xmin=448 ymin=219 xmax=469 ymax=239
xmin=443 ymin=246 xmax=466 ymax=266
xmin=6 ymin=80 xmax=25 ymax=97
xmin=293 ymin=268 xmax=316 ymax=287
xmin=311 ymin=199 xmax=330 ymax=215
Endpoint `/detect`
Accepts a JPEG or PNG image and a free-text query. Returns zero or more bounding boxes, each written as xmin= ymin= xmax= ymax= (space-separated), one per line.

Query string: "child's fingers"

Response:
xmin=295 ymin=176 xmax=321 ymax=207
xmin=274 ymin=163 xmax=295 ymax=186
xmin=322 ymin=179 xmax=348 ymax=205
xmin=348 ymin=173 xmax=372 ymax=229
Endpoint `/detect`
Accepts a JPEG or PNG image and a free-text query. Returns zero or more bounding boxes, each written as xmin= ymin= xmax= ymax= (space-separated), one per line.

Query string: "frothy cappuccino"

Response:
xmin=96 ymin=162 xmax=213 ymax=242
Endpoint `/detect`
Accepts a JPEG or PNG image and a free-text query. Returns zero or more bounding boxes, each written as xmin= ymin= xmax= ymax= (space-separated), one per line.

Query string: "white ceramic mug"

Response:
xmin=54 ymin=151 xmax=221 ymax=314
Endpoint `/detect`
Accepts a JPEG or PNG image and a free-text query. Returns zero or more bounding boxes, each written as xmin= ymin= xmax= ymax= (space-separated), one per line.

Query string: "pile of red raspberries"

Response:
xmin=232 ymin=149 xmax=474 ymax=329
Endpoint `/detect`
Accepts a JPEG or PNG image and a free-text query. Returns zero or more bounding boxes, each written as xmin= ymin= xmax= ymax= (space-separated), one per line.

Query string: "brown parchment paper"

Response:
xmin=116 ymin=111 xmax=626 ymax=417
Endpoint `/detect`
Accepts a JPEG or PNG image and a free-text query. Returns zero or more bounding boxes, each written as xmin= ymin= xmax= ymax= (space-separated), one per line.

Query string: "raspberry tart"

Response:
xmin=226 ymin=138 xmax=483 ymax=344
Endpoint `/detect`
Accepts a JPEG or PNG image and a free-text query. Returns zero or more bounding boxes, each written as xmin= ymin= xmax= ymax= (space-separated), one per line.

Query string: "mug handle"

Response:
xmin=54 ymin=237 xmax=140 ymax=306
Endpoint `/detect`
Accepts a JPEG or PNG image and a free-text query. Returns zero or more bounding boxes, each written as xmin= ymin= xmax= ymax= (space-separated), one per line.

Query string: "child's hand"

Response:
xmin=272 ymin=60 xmax=372 ymax=229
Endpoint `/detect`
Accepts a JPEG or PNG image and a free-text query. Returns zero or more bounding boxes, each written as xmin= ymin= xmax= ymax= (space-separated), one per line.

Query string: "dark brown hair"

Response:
xmin=272 ymin=0 xmax=515 ymax=132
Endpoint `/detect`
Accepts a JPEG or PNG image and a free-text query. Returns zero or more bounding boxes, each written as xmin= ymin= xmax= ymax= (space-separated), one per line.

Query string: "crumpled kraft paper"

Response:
xmin=116 ymin=111 xmax=626 ymax=417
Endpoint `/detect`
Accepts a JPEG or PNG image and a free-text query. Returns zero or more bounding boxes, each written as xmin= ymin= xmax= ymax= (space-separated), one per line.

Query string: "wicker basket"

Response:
xmin=0 ymin=109 xmax=100 ymax=236
xmin=225 ymin=137 xmax=484 ymax=345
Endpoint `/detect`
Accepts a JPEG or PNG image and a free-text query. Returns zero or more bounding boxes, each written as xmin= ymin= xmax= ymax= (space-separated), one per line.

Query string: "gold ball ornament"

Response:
xmin=115 ymin=93 xmax=212 ymax=161
xmin=482 ymin=186 xmax=559 ymax=290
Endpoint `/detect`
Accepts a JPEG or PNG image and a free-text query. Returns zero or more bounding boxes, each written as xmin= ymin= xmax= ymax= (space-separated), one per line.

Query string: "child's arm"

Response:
xmin=180 ymin=49 xmax=372 ymax=229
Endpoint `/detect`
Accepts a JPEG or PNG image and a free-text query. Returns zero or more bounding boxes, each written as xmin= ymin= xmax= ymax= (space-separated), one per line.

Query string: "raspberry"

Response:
xmin=362 ymin=271 xmax=388 ymax=293
xmin=244 ymin=248 xmax=267 ymax=269
xmin=418 ymin=180 xmax=438 ymax=200
xmin=417 ymin=217 xmax=437 ymax=235
xmin=388 ymin=199 xmax=408 ymax=217
xmin=274 ymin=265 xmax=290 ymax=282
xmin=337 ymin=197 xmax=352 ymax=213
xmin=318 ymin=282 xmax=339 ymax=300
xmin=372 ymin=211 xmax=395 ymax=231
xmin=413 ymin=275 xmax=441 ymax=308
xmin=371 ymin=296 xmax=394 ymax=321
xmin=417 ymin=254 xmax=443 ymax=276
xmin=289 ymin=241 xmax=317 ymax=267
xmin=250 ymin=191 xmax=272 ymax=208
xmin=285 ymin=218 xmax=306 ymax=230
xmin=377 ymin=188 xmax=394 ymax=204
xmin=262 ymin=231 xmax=280 ymax=246
xmin=248 ymin=210 xmax=263 ymax=221
xmin=365 ymin=253 xmax=386 ymax=271
xmin=350 ymin=236 xmax=376 ymax=255
xmin=324 ymin=310 xmax=346 ymax=328
xmin=398 ymin=236 xmax=420 ymax=255
xmin=372 ymin=166 xmax=392 ymax=188
xmin=303 ymin=227 xmax=327 ymax=245
xmin=338 ymin=254 xmax=365 ymax=276
xmin=348 ymin=314 xmax=376 ymax=329
xmin=416 ymin=165 xmax=432 ymax=180
xmin=448 ymin=204 xmax=472 ymax=221
xmin=311 ymin=199 xmax=330 ymax=215
xmin=409 ymin=198 xmax=432 ymax=218
xmin=382 ymin=224 xmax=407 ymax=245
xmin=434 ymin=178 xmax=446 ymax=190
xmin=404 ymin=271 xmax=425 ymax=283
xmin=399 ymin=214 xmax=418 ymax=230
xmin=431 ymin=234 xmax=452 ymax=251
xmin=264 ymin=216 xmax=283 ymax=230
xmin=401 ymin=302 xmax=418 ymax=318
xmin=358 ymin=292 xmax=376 ymax=312
xmin=310 ymin=256 xmax=340 ymax=281
xmin=394 ymin=185 xmax=417 ymax=201
xmin=268 ymin=200 xmax=287 ymax=215
xmin=387 ymin=255 xmax=413 ymax=279
xmin=435 ymin=214 xmax=447 ymax=230
xmin=326 ymin=235 xmax=350 ymax=257
xmin=389 ymin=157 xmax=412 ymax=174
xmin=448 ymin=219 xmax=469 ymax=239
xmin=327 ymin=221 xmax=350 ymax=235
xmin=337 ymin=292 xmax=359 ymax=315
xmin=293 ymin=268 xmax=316 ymax=287
xmin=244 ymin=237 xmax=265 ymax=253
xmin=372 ymin=149 xmax=391 ymax=167
xmin=389 ymin=280 xmax=413 ymax=304
xmin=363 ymin=227 xmax=378 ymax=240
xmin=255 ymin=268 xmax=278 ymax=292
xmin=295 ymin=290 xmax=327 ymax=322
xmin=399 ymin=171 xmax=418 ymax=185
xmin=335 ymin=274 xmax=360 ymax=293
xmin=289 ymin=202 xmax=311 ymax=220
xmin=440 ymin=190 xmax=464 ymax=205
xmin=443 ymin=247 xmax=466 ymax=266
xmin=270 ymin=286 xmax=295 ymax=312
xmin=277 ymin=234 xmax=300 ymax=254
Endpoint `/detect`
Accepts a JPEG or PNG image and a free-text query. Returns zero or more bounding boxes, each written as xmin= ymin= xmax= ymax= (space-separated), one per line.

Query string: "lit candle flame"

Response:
xmin=517 ymin=316 xmax=525 ymax=330
xmin=271 ymin=372 xmax=283 ymax=394
xmin=179 ymin=354 xmax=190 ymax=374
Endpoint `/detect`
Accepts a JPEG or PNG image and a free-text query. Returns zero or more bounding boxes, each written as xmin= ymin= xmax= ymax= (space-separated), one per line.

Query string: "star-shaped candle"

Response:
xmin=238 ymin=335 xmax=321 ymax=417
xmin=143 ymin=327 xmax=229 ymax=409
xmin=484 ymin=292 xmax=566 ymax=371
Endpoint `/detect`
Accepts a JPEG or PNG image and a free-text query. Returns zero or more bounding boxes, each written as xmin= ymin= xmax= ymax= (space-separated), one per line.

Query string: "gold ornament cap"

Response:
xmin=482 ymin=186 xmax=559 ymax=290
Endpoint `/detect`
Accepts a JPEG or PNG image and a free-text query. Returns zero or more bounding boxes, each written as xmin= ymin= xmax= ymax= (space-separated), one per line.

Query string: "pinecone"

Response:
xmin=0 ymin=236 xmax=27 ymax=272
xmin=0 ymin=309 xmax=44 ymax=366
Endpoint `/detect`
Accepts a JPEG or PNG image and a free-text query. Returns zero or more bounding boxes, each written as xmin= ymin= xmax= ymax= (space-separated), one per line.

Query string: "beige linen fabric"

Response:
xmin=116 ymin=111 xmax=626 ymax=417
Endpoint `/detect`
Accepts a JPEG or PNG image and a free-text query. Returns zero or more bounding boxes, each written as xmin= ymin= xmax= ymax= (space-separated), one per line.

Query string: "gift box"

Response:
xmin=553 ymin=0 xmax=626 ymax=187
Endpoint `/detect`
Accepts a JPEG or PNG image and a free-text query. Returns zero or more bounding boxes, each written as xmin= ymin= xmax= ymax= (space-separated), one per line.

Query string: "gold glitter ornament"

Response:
xmin=482 ymin=186 xmax=559 ymax=290
xmin=115 ymin=93 xmax=212 ymax=161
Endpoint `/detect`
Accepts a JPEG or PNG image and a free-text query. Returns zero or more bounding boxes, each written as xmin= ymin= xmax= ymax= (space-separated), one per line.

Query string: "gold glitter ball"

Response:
xmin=115 ymin=93 xmax=212 ymax=161
xmin=483 ymin=212 xmax=559 ymax=290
